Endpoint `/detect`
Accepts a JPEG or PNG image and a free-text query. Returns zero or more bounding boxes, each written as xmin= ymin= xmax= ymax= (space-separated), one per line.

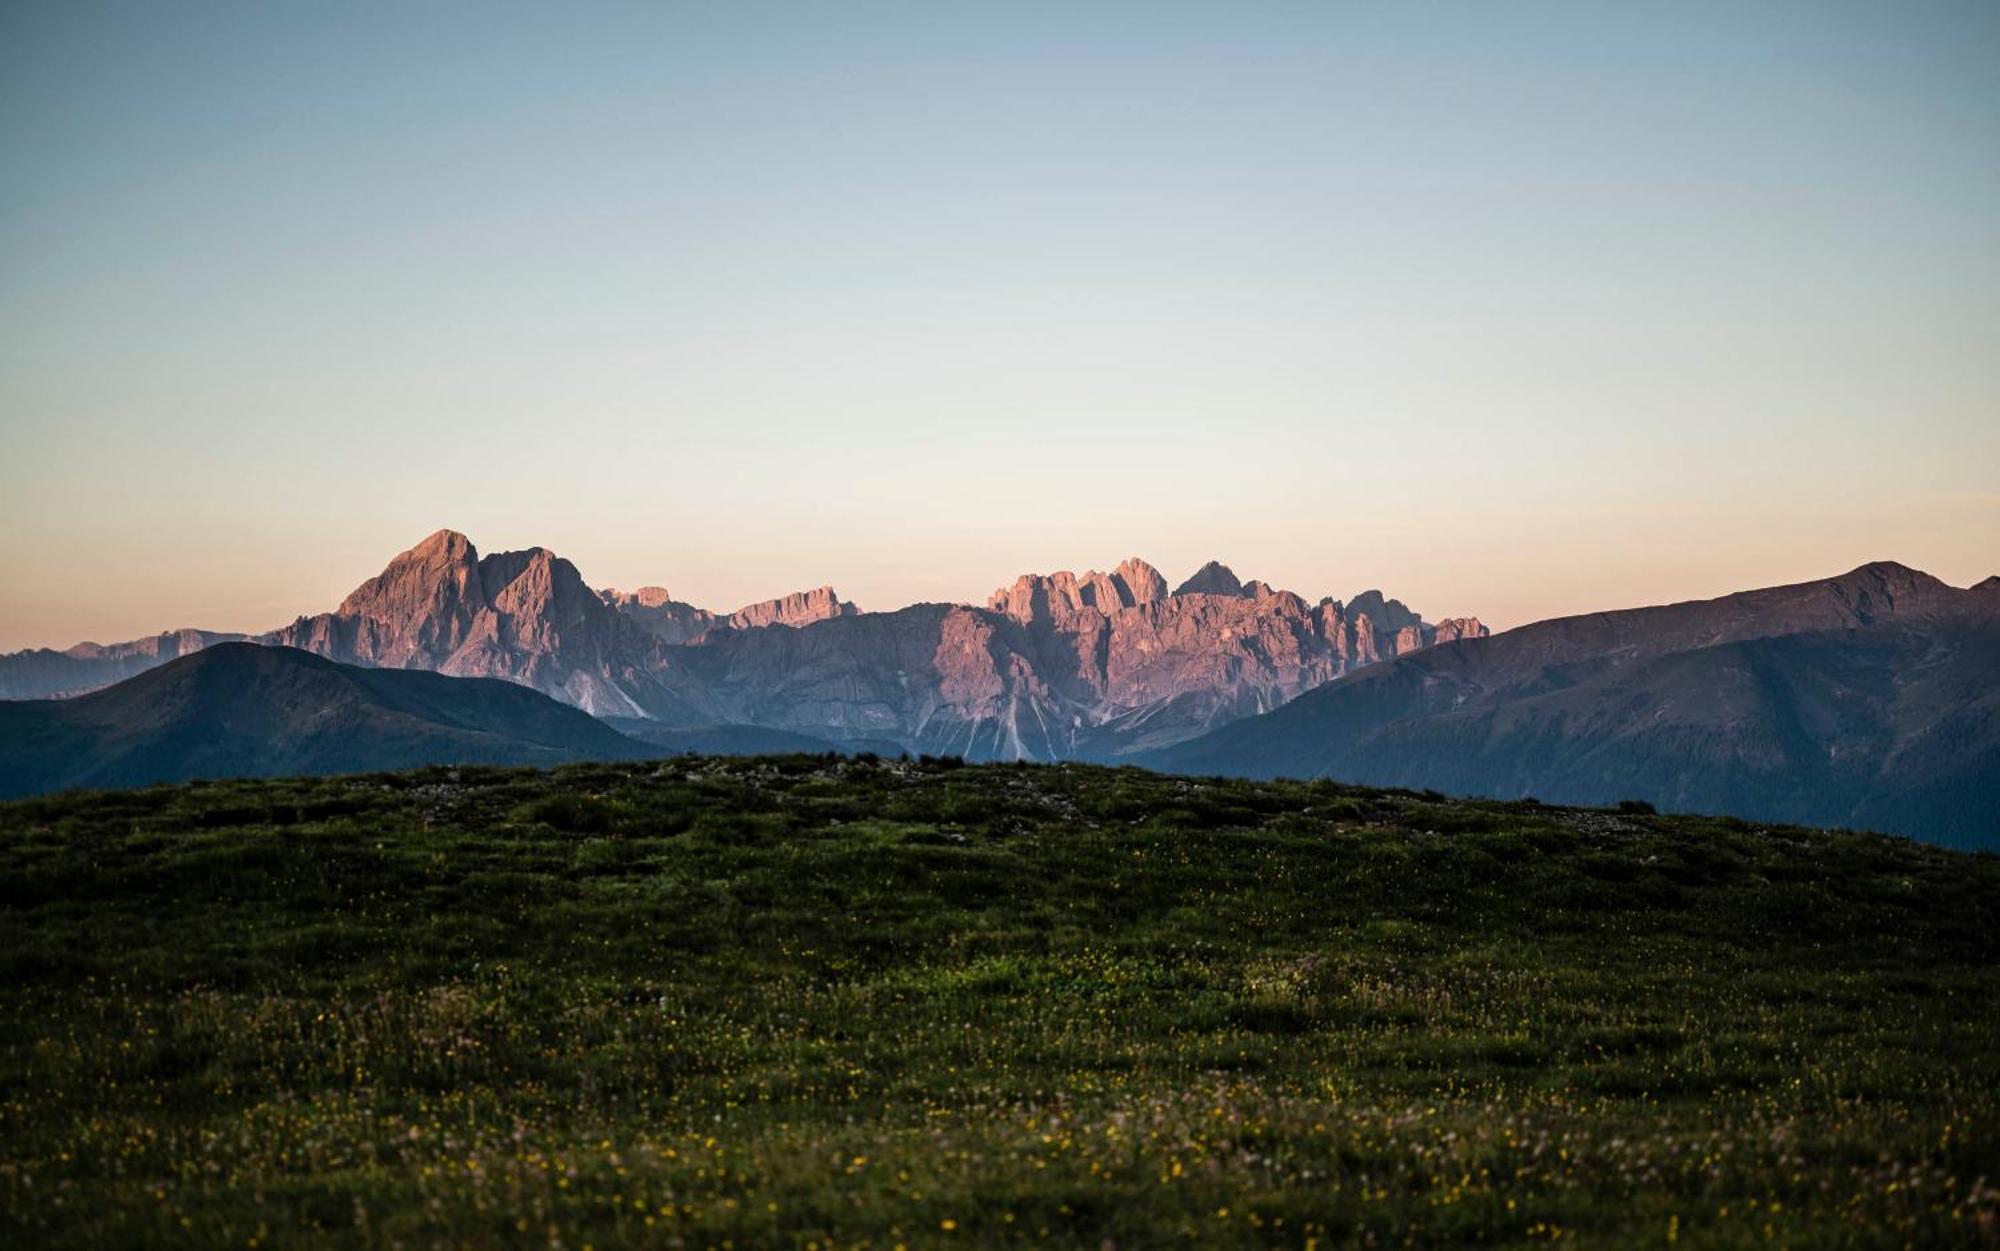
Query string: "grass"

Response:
xmin=1 ymin=755 xmax=1996 ymax=1248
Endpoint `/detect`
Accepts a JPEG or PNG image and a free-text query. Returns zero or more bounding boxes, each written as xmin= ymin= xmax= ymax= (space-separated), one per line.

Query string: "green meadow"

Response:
xmin=1 ymin=756 xmax=1994 ymax=1249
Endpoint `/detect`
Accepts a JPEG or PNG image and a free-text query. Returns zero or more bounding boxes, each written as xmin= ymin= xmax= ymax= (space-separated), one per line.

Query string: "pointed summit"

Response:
xmin=410 ymin=528 xmax=474 ymax=558
xmin=336 ymin=529 xmax=480 ymax=618
xmin=1809 ymin=560 xmax=1958 ymax=627
xmin=1113 ymin=558 xmax=1169 ymax=605
xmin=1174 ymin=561 xmax=1245 ymax=598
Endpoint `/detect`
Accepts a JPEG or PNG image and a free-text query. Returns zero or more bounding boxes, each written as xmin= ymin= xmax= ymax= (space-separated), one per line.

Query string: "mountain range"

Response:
xmin=3 ymin=535 xmax=1993 ymax=846
xmin=1144 ymin=562 xmax=2000 ymax=848
xmin=0 ymin=529 xmax=1482 ymax=760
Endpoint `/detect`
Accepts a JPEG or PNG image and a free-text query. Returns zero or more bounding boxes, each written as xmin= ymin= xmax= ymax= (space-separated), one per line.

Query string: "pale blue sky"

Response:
xmin=2 ymin=1 xmax=1995 ymax=648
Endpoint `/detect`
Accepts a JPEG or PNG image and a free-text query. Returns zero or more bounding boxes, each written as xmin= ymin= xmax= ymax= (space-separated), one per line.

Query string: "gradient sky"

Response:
xmin=2 ymin=1 xmax=1995 ymax=651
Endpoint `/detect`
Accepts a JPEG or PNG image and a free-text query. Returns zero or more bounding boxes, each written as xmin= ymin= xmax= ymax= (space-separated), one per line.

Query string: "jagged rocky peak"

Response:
xmin=1337 ymin=589 xmax=1490 ymax=654
xmin=729 ymin=587 xmax=858 ymax=630
xmin=1432 ymin=617 xmax=1488 ymax=645
xmin=1345 ymin=589 xmax=1422 ymax=634
xmin=1313 ymin=597 xmax=1347 ymax=636
xmin=1229 ymin=579 xmax=1311 ymax=616
xmin=481 ymin=547 xmax=600 ymax=626
xmin=1174 ymin=561 xmax=1246 ymax=598
xmin=351 ymin=531 xmax=591 ymax=614
xmin=989 ymin=558 xmax=1171 ymax=622
xmin=1245 ymin=579 xmax=1295 ymax=601
xmin=602 ymin=579 xmax=858 ymax=639
xmin=1114 ymin=558 xmax=1169 ymax=605
xmin=410 ymin=527 xmax=475 ymax=559
xmin=264 ymin=531 xmax=630 ymax=691
xmin=478 ymin=545 xmax=572 ymax=588
xmin=601 ymin=586 xmax=716 ymax=646
xmin=336 ymin=528 xmax=481 ymax=620
xmin=600 ymin=586 xmax=677 ymax=610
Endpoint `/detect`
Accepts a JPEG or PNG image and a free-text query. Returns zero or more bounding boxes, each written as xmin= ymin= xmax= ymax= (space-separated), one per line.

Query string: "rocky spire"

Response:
xmin=1113 ymin=558 xmax=1169 ymax=605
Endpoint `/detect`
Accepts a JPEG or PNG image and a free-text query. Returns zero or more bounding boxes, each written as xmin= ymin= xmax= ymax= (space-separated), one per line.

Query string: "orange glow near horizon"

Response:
xmin=2 ymin=6 xmax=1995 ymax=651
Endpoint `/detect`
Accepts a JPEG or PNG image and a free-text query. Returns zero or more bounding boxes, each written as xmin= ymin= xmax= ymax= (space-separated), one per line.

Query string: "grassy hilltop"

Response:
xmin=1 ymin=757 xmax=1996 ymax=1249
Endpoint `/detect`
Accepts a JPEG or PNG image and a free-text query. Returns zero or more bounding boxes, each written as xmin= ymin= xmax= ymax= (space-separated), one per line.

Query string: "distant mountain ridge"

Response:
xmin=0 ymin=644 xmax=651 ymax=797
xmin=1144 ymin=562 xmax=2000 ymax=848
xmin=0 ymin=530 xmax=1483 ymax=760
xmin=0 ymin=628 xmax=247 ymax=701
xmin=600 ymin=583 xmax=858 ymax=645
xmin=6 ymin=553 xmax=1994 ymax=845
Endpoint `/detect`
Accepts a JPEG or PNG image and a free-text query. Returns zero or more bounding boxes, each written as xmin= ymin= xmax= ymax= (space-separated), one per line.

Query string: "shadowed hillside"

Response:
xmin=1 ymin=756 xmax=1994 ymax=1247
xmin=0 ymin=644 xmax=649 ymax=796
xmin=1146 ymin=564 xmax=2000 ymax=849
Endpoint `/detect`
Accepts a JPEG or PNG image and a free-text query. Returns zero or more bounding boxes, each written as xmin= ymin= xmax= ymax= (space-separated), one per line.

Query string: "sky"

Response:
xmin=2 ymin=1 xmax=1996 ymax=650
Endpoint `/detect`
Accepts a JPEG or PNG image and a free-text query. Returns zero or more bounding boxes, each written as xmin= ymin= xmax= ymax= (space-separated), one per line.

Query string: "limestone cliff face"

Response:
xmin=729 ymin=586 xmax=858 ymax=631
xmin=264 ymin=531 xmax=676 ymax=719
xmin=1432 ymin=617 xmax=1488 ymax=645
xmin=988 ymin=557 xmax=1171 ymax=622
xmin=1347 ymin=589 xmax=1423 ymax=635
xmin=638 ymin=604 xmax=1068 ymax=758
xmin=964 ymin=560 xmax=1487 ymax=755
xmin=598 ymin=587 xmax=715 ymax=646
